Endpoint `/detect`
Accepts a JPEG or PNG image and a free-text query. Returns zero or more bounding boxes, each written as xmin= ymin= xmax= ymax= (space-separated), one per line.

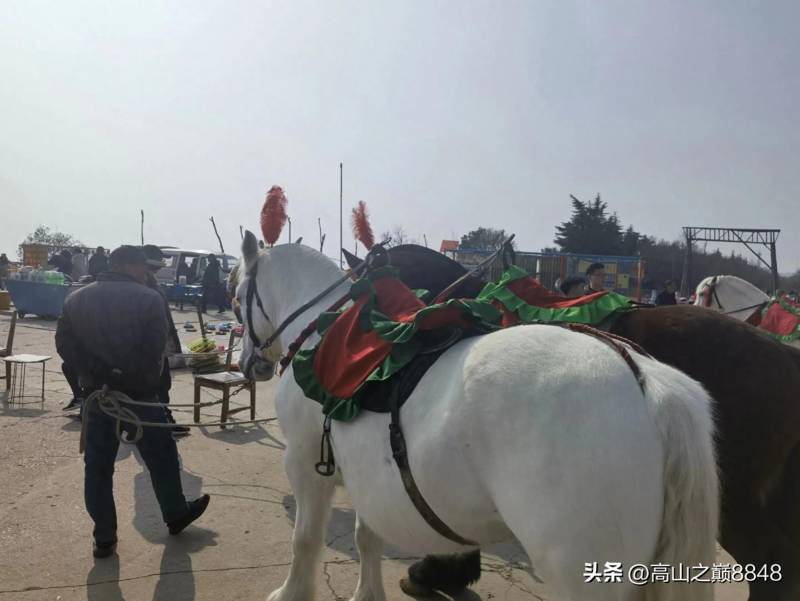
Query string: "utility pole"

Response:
xmin=339 ymin=163 xmax=343 ymax=268
xmin=140 ymin=210 xmax=144 ymax=245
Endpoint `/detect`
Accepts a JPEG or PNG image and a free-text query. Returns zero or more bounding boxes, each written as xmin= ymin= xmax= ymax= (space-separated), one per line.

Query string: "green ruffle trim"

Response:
xmin=477 ymin=265 xmax=633 ymax=325
xmin=292 ymin=269 xmax=502 ymax=421
xmin=759 ymin=296 xmax=800 ymax=343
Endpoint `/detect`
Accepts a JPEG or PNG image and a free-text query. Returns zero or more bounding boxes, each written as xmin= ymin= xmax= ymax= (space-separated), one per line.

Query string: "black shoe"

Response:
xmin=93 ymin=540 xmax=117 ymax=558
xmin=168 ymin=494 xmax=210 ymax=535
xmin=63 ymin=397 xmax=83 ymax=411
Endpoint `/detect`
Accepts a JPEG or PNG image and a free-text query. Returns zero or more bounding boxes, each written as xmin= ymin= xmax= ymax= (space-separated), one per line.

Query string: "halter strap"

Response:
xmin=244 ymin=245 xmax=383 ymax=353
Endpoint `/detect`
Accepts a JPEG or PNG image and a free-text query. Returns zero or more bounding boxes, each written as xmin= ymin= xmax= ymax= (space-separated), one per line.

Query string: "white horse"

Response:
xmin=693 ymin=275 xmax=769 ymax=322
xmin=236 ymin=232 xmax=718 ymax=601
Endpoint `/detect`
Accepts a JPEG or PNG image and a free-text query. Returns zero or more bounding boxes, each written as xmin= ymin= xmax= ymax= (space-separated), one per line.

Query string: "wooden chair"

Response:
xmin=193 ymin=329 xmax=255 ymax=427
xmin=1 ymin=310 xmax=18 ymax=390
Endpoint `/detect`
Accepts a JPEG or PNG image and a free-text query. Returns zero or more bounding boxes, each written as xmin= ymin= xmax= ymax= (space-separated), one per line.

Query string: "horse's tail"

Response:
xmin=641 ymin=359 xmax=719 ymax=601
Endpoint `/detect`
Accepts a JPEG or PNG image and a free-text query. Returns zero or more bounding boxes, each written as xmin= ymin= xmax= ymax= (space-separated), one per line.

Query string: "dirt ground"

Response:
xmin=1 ymin=308 xmax=748 ymax=601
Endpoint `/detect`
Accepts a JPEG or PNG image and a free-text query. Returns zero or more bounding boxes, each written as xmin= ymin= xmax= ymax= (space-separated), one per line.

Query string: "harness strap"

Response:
xmin=250 ymin=246 xmax=381 ymax=353
xmin=556 ymin=322 xmax=649 ymax=395
xmin=388 ymin=380 xmax=478 ymax=547
xmin=721 ymin=301 xmax=767 ymax=317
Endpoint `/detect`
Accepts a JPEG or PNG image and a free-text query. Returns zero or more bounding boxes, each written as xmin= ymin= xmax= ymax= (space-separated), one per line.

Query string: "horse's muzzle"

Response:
xmin=245 ymin=354 xmax=276 ymax=382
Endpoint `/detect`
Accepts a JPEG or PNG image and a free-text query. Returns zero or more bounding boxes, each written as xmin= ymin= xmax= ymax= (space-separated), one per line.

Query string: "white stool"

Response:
xmin=3 ymin=354 xmax=51 ymax=405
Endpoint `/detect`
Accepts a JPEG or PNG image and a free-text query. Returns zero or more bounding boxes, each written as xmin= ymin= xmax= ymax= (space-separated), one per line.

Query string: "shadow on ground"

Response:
xmin=201 ymin=422 xmax=284 ymax=449
xmin=87 ymin=555 xmax=124 ymax=601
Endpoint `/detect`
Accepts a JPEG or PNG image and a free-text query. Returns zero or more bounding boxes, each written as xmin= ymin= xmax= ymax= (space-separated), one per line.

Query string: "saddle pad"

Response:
xmin=292 ymin=267 xmax=501 ymax=421
xmin=758 ymin=295 xmax=800 ymax=343
xmin=477 ymin=265 xmax=633 ymax=327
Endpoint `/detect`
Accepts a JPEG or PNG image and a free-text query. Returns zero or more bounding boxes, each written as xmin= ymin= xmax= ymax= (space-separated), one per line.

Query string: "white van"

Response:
xmin=155 ymin=247 xmax=238 ymax=286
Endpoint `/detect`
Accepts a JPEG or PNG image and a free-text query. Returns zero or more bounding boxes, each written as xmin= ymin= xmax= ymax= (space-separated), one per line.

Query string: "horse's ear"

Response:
xmin=242 ymin=230 xmax=259 ymax=266
xmin=342 ymin=247 xmax=360 ymax=270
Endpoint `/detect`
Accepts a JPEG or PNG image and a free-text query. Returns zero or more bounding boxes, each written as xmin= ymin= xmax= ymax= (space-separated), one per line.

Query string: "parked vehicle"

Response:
xmin=155 ymin=248 xmax=238 ymax=286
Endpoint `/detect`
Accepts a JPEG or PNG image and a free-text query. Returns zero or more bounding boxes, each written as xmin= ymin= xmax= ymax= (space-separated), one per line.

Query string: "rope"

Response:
xmin=79 ymin=387 xmax=277 ymax=453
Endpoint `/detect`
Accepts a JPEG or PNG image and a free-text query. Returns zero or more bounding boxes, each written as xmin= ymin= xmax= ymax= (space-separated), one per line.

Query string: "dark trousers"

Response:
xmin=201 ymin=285 xmax=225 ymax=313
xmin=158 ymin=358 xmax=175 ymax=423
xmin=62 ymin=362 xmax=83 ymax=399
xmin=83 ymin=397 xmax=188 ymax=544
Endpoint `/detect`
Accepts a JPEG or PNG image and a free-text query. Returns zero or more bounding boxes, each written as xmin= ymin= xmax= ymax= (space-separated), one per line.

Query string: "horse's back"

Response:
xmin=333 ymin=325 xmax=666 ymax=562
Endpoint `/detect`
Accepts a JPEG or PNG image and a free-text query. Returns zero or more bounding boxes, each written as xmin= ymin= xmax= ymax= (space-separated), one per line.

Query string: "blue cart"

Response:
xmin=5 ymin=280 xmax=80 ymax=319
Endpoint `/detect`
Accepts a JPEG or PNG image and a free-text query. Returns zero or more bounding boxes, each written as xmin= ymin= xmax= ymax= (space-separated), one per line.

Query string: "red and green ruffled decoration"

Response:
xmin=476 ymin=264 xmax=634 ymax=327
xmin=293 ymin=264 xmax=634 ymax=422
xmin=758 ymin=294 xmax=800 ymax=344
xmin=292 ymin=267 xmax=501 ymax=421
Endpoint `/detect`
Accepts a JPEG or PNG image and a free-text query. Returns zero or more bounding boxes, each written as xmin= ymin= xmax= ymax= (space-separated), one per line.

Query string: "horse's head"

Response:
xmin=236 ymin=231 xmax=282 ymax=381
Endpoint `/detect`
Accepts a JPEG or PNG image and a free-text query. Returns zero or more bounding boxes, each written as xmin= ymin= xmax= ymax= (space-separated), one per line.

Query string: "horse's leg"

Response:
xmin=349 ymin=514 xmax=386 ymax=601
xmin=756 ymin=443 xmax=800 ymax=601
xmin=719 ymin=489 xmax=800 ymax=601
xmin=268 ymin=449 xmax=336 ymax=601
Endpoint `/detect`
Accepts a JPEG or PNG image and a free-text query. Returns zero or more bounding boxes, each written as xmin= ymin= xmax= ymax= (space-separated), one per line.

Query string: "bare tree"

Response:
xmin=379 ymin=225 xmax=416 ymax=247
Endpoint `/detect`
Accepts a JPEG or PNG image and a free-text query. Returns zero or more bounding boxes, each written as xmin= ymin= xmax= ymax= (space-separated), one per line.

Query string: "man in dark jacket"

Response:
xmin=88 ymin=247 xmax=109 ymax=277
xmin=655 ymin=280 xmax=678 ymax=305
xmin=201 ymin=254 xmax=225 ymax=314
xmin=55 ymin=245 xmax=209 ymax=559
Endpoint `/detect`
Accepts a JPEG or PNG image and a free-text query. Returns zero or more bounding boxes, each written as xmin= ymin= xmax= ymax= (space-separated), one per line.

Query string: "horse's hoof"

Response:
xmin=399 ymin=577 xmax=435 ymax=598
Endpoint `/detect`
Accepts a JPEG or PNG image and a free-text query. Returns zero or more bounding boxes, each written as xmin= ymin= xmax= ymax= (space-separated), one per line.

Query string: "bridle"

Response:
xmin=243 ymin=260 xmax=274 ymax=350
xmin=701 ymin=275 xmax=767 ymax=318
xmin=242 ymin=246 xmax=383 ymax=357
xmin=701 ymin=276 xmax=724 ymax=310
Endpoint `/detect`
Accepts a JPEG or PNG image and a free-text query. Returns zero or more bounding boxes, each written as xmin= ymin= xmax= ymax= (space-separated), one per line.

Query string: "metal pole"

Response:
xmin=681 ymin=230 xmax=692 ymax=297
xmin=339 ymin=163 xmax=343 ymax=268
xmin=770 ymin=242 xmax=779 ymax=292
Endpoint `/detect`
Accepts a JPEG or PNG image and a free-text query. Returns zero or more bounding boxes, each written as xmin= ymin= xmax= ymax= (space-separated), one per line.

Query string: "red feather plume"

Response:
xmin=260 ymin=186 xmax=288 ymax=246
xmin=351 ymin=201 xmax=374 ymax=250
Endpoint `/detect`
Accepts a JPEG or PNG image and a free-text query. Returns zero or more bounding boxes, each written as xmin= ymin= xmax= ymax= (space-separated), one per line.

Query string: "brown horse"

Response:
xmin=343 ymin=246 xmax=800 ymax=601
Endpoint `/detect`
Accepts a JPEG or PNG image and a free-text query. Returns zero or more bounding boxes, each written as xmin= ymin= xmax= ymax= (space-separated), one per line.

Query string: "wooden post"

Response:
xmin=210 ymin=217 xmax=225 ymax=254
xmin=140 ymin=210 xmax=144 ymax=244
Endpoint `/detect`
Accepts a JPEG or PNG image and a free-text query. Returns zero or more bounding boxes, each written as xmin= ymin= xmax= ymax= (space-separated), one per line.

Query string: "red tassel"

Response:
xmin=260 ymin=186 xmax=288 ymax=246
xmin=351 ymin=201 xmax=374 ymax=250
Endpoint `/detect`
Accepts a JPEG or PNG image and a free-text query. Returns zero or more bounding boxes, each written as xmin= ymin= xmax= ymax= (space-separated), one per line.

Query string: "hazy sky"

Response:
xmin=2 ymin=1 xmax=799 ymax=272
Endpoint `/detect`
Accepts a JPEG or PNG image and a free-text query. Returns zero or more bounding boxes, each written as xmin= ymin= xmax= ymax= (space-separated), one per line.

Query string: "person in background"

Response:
xmin=71 ymin=247 xmax=88 ymax=280
xmin=585 ymin=262 xmax=606 ymax=293
xmin=177 ymin=259 xmax=191 ymax=284
xmin=560 ymin=276 xmax=587 ymax=297
xmin=55 ymin=245 xmax=209 ymax=559
xmin=201 ymin=254 xmax=225 ymax=314
xmin=655 ymin=280 xmax=678 ymax=305
xmin=88 ymin=247 xmax=109 ymax=277
xmin=142 ymin=245 xmax=189 ymax=437
xmin=50 ymin=249 xmax=73 ymax=276
xmin=0 ymin=253 xmax=9 ymax=289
